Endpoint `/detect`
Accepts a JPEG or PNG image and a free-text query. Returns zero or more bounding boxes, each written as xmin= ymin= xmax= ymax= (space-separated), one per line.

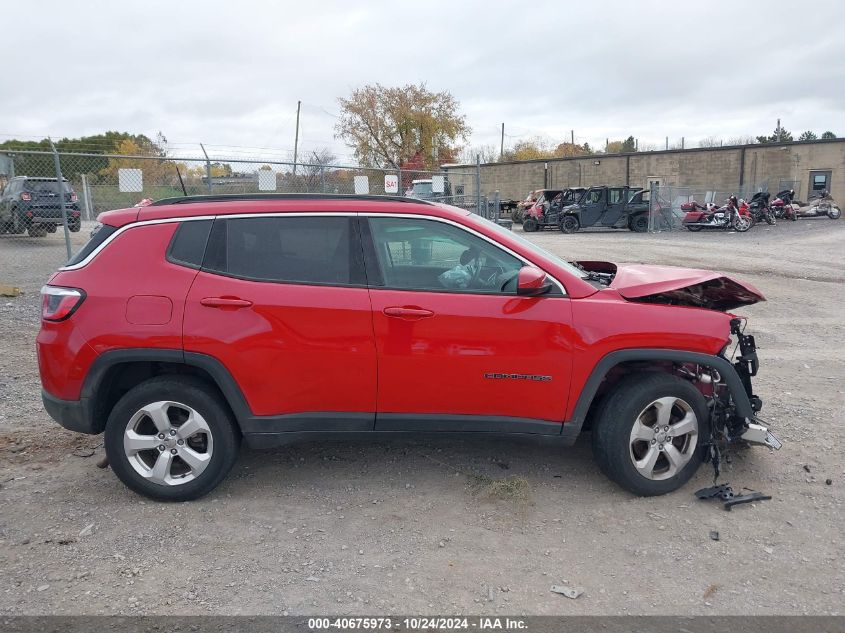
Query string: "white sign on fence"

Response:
xmin=354 ymin=175 xmax=370 ymax=195
xmin=118 ymin=168 xmax=143 ymax=193
xmin=384 ymin=174 xmax=399 ymax=194
xmin=431 ymin=175 xmax=445 ymax=193
xmin=257 ymin=169 xmax=276 ymax=191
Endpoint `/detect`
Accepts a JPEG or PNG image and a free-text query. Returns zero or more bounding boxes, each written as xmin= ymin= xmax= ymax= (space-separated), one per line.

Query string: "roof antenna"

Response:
xmin=174 ymin=164 xmax=188 ymax=196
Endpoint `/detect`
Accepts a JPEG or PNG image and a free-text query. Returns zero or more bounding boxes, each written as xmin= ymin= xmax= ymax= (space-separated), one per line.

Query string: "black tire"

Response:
xmin=8 ymin=208 xmax=25 ymax=234
xmin=591 ymin=372 xmax=710 ymax=496
xmin=104 ymin=376 xmax=241 ymax=501
xmin=829 ymin=207 xmax=841 ymax=220
xmin=764 ymin=213 xmax=776 ymax=226
xmin=685 ymin=225 xmax=703 ymax=232
xmin=629 ymin=214 xmax=649 ymax=233
xmin=522 ymin=218 xmax=539 ymax=232
xmin=69 ymin=219 xmax=81 ymax=232
xmin=46 ymin=224 xmax=58 ymax=233
xmin=559 ymin=215 xmax=580 ymax=234
xmin=510 ymin=209 xmax=523 ymax=223
xmin=27 ymin=225 xmax=47 ymax=237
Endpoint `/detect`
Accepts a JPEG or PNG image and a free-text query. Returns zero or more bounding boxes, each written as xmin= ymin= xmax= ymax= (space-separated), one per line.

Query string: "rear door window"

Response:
xmin=203 ymin=216 xmax=364 ymax=286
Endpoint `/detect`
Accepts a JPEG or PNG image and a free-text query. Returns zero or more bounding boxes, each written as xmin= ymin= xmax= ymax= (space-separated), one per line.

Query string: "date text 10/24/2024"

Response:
xmin=307 ymin=617 xmax=528 ymax=630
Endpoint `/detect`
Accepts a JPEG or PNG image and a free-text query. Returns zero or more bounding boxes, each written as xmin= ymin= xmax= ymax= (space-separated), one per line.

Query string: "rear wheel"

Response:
xmin=559 ymin=216 xmax=580 ymax=234
xmin=592 ymin=373 xmax=709 ymax=496
xmin=27 ymin=225 xmax=47 ymax=237
xmin=685 ymin=224 xmax=703 ymax=232
xmin=522 ymin=218 xmax=539 ymax=232
xmin=629 ymin=214 xmax=649 ymax=232
xmin=104 ymin=376 xmax=241 ymax=501
xmin=510 ymin=209 xmax=523 ymax=223
xmin=7 ymin=208 xmax=25 ymax=234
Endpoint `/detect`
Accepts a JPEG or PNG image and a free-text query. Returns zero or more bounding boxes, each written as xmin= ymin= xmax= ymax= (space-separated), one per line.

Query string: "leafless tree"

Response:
xmin=300 ymin=148 xmax=338 ymax=192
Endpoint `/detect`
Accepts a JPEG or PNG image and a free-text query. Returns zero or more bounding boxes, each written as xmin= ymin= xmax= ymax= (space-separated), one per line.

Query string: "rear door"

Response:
xmin=183 ymin=213 xmax=378 ymax=430
xmin=361 ymin=214 xmax=573 ymax=432
xmin=600 ymin=187 xmax=628 ymax=225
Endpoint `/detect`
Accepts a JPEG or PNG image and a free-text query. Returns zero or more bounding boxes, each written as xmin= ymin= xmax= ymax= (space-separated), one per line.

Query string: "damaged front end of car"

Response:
xmin=577 ymin=261 xmax=783 ymax=474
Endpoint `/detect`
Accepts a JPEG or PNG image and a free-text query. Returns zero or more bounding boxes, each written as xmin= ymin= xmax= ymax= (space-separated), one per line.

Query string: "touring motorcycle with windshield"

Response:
xmin=682 ymin=196 xmax=753 ymax=232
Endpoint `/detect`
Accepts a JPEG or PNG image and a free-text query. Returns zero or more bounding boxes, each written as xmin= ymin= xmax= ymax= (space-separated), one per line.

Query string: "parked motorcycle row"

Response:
xmin=681 ymin=189 xmax=841 ymax=232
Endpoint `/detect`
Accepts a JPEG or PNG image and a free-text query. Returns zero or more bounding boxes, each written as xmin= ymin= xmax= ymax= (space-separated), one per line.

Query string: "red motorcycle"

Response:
xmin=682 ymin=195 xmax=753 ymax=232
xmin=770 ymin=189 xmax=797 ymax=221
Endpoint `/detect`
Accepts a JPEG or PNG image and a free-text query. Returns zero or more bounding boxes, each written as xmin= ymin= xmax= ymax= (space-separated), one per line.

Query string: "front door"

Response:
xmin=183 ymin=214 xmax=377 ymax=430
xmin=361 ymin=215 xmax=573 ymax=432
xmin=578 ymin=188 xmax=605 ymax=227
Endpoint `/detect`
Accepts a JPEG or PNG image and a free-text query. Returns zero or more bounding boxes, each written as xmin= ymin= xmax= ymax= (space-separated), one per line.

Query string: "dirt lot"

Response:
xmin=1 ymin=219 xmax=843 ymax=616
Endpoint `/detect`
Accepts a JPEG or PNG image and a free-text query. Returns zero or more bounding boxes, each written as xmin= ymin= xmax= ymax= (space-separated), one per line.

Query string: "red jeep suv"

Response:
xmin=37 ymin=194 xmax=780 ymax=500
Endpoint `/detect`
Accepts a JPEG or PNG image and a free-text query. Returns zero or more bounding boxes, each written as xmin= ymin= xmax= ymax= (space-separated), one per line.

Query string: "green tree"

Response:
xmin=821 ymin=131 xmax=837 ymax=139
xmin=756 ymin=124 xmax=793 ymax=144
xmin=798 ymin=131 xmax=817 ymax=141
xmin=620 ymin=136 xmax=637 ymax=152
xmin=336 ymin=83 xmax=470 ymax=169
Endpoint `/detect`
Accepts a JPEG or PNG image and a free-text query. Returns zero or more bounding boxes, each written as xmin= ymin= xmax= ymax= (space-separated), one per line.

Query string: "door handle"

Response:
xmin=200 ymin=297 xmax=253 ymax=309
xmin=383 ymin=306 xmax=434 ymax=319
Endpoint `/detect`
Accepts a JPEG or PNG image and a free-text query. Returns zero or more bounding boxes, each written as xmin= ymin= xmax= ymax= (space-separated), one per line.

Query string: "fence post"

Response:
xmin=80 ymin=173 xmax=91 ymax=220
xmin=48 ymin=140 xmax=72 ymax=259
xmin=649 ymin=181 xmax=658 ymax=233
xmin=199 ymin=143 xmax=213 ymax=194
xmin=397 ymin=168 xmax=402 ymax=197
xmin=475 ymin=154 xmax=481 ymax=215
xmin=320 ymin=165 xmax=325 ymax=193
xmin=493 ymin=190 xmax=500 ymax=222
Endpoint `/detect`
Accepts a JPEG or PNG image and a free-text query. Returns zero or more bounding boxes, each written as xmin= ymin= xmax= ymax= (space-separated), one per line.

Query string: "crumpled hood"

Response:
xmin=579 ymin=262 xmax=765 ymax=311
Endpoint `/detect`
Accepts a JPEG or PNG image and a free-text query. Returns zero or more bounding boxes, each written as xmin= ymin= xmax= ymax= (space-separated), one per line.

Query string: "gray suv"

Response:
xmin=0 ymin=176 xmax=81 ymax=237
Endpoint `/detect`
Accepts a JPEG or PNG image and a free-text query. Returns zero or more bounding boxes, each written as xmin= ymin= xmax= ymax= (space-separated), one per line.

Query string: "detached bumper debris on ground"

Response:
xmin=695 ymin=483 xmax=772 ymax=511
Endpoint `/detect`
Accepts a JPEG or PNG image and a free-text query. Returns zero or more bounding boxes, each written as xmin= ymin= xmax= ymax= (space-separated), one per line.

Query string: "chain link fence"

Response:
xmin=0 ymin=147 xmax=500 ymax=289
xmin=647 ymin=181 xmax=777 ymax=232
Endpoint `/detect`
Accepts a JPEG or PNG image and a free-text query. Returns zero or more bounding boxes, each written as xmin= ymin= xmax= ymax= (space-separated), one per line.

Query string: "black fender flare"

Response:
xmin=561 ymin=349 xmax=753 ymax=442
xmin=81 ymin=349 xmax=253 ymax=432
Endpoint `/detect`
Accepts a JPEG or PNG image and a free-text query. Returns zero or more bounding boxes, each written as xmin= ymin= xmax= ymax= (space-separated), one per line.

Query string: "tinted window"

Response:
xmin=24 ymin=179 xmax=72 ymax=193
xmin=367 ymin=217 xmax=522 ymax=293
xmin=167 ymin=220 xmax=212 ymax=268
xmin=66 ymin=224 xmax=118 ymax=266
xmin=609 ymin=188 xmax=626 ymax=204
xmin=204 ymin=216 xmax=361 ymax=285
xmin=584 ymin=189 xmax=603 ymax=204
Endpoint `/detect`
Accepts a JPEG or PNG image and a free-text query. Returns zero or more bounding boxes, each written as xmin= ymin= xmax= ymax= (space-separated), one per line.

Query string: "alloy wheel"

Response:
xmin=123 ymin=401 xmax=214 ymax=486
xmin=628 ymin=396 xmax=699 ymax=481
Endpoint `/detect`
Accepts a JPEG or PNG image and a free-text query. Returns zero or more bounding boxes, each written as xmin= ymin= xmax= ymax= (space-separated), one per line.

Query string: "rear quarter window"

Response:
xmin=65 ymin=224 xmax=118 ymax=266
xmin=166 ymin=220 xmax=213 ymax=269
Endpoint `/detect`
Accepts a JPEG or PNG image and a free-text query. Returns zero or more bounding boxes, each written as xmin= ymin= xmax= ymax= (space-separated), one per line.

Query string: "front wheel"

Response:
xmin=828 ymin=206 xmax=842 ymax=220
xmin=104 ymin=376 xmax=241 ymax=501
xmin=764 ymin=212 xmax=776 ymax=226
xmin=733 ymin=215 xmax=752 ymax=232
xmin=510 ymin=209 xmax=523 ymax=223
xmin=559 ymin=215 xmax=580 ymax=234
xmin=591 ymin=373 xmax=709 ymax=496
xmin=684 ymin=224 xmax=703 ymax=232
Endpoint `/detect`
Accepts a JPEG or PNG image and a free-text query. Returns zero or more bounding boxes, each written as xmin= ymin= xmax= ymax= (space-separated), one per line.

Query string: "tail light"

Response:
xmin=41 ymin=286 xmax=86 ymax=322
xmin=70 ymin=192 xmax=78 ymax=203
xmin=20 ymin=192 xmax=32 ymax=201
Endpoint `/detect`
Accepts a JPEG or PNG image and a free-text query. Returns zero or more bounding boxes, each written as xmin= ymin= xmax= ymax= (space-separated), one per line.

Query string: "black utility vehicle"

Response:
xmin=558 ymin=186 xmax=651 ymax=233
xmin=0 ymin=176 xmax=82 ymax=237
xmin=521 ymin=188 xmax=586 ymax=232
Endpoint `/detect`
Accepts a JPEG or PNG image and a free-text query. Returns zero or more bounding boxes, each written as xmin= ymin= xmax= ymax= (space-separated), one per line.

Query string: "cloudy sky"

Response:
xmin=3 ymin=0 xmax=844 ymax=163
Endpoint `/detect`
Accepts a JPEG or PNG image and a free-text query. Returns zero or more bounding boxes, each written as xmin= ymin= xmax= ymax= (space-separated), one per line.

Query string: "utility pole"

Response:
xmin=500 ymin=123 xmax=504 ymax=161
xmin=776 ymin=118 xmax=782 ymax=142
xmin=665 ymin=136 xmax=669 ymax=150
xmin=571 ymin=130 xmax=574 ymax=145
xmin=293 ymin=100 xmax=301 ymax=176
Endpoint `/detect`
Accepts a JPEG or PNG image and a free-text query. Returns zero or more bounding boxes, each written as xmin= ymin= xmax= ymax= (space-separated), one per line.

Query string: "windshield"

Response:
xmin=474 ymin=214 xmax=589 ymax=280
xmin=411 ymin=182 xmax=433 ymax=196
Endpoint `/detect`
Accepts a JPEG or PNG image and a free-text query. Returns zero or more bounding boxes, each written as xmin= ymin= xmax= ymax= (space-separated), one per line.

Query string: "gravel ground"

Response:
xmin=0 ymin=218 xmax=843 ymax=615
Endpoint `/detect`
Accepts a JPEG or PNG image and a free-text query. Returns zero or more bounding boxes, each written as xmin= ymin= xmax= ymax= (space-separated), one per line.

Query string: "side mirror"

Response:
xmin=516 ymin=265 xmax=553 ymax=297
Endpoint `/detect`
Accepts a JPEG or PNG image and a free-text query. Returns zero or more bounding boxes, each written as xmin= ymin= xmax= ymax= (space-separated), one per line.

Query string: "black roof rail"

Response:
xmin=149 ymin=193 xmax=437 ymax=207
